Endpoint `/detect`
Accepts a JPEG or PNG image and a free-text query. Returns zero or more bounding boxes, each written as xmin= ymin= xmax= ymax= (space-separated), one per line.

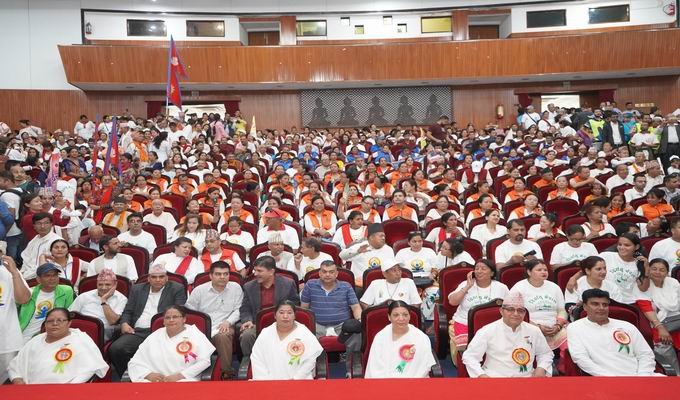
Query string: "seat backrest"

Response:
xmin=362 ymin=267 xmax=413 ymax=289
xmin=150 ymin=309 xmax=212 ymax=337
xmin=640 ymin=234 xmax=670 ymax=257
xmin=393 ymin=238 xmax=436 ymax=254
xmin=69 ymin=312 xmax=105 ymax=350
xmin=360 ymin=304 xmax=421 ymax=366
xmin=69 ymin=245 xmax=99 ymax=262
xmin=120 ymin=244 xmax=150 ymax=277
xmin=561 ymin=214 xmax=587 ymax=231
xmin=142 ymin=223 xmax=167 ymax=247
xmin=520 ymin=216 xmax=541 ymax=232
xmin=544 ymin=198 xmax=580 ymax=227
xmin=536 ymin=236 xmax=567 ymax=267
xmin=383 ymin=219 xmax=419 ymax=246
xmin=486 ymin=236 xmax=508 ymax=262
xmin=468 ymin=298 xmax=529 ymax=341
xmin=255 ymin=307 xmax=316 ymax=334
xmin=438 ymin=266 xmax=474 ymax=319
xmin=221 ymin=242 xmax=248 ymax=263
xmin=26 ymin=277 xmax=72 ymax=288
xmin=498 ymin=264 xmax=527 ymax=289
xmin=137 ymin=272 xmax=188 ymax=292
xmin=552 ymin=263 xmax=582 ymax=293
xmin=319 ymin=242 xmax=342 ymax=266
xmin=589 ymin=234 xmax=619 ymax=253
xmin=78 ymin=275 xmax=132 ymax=298
xmin=460 ymin=238 xmax=484 ymax=261
xmin=304 ymin=267 xmax=355 ymax=288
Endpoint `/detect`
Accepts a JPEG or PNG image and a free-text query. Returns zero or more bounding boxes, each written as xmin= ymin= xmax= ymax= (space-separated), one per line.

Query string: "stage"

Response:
xmin=1 ymin=377 xmax=677 ymax=400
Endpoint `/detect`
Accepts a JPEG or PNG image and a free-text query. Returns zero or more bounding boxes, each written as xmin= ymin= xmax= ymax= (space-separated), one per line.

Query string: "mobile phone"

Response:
xmin=524 ymin=250 xmax=537 ymax=257
xmin=471 ymin=272 xmax=476 ymax=280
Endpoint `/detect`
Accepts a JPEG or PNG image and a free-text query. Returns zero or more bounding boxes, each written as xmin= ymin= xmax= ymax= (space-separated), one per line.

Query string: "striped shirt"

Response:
xmin=300 ymin=279 xmax=358 ymax=326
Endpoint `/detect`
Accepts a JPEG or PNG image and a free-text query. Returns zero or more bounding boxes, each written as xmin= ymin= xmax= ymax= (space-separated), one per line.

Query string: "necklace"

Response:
xmin=386 ymin=280 xmax=401 ymax=299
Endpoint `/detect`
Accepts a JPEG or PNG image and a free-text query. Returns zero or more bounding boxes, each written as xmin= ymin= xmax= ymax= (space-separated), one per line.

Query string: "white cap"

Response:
xmin=471 ymin=160 xmax=483 ymax=173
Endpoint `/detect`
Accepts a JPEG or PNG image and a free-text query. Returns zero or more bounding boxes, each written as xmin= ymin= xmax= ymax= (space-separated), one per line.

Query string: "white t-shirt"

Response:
xmin=648 ymin=238 xmax=680 ymax=273
xmin=564 ymin=276 xmax=624 ymax=305
xmin=549 ymin=242 xmax=598 ymax=266
xmin=510 ymin=279 xmax=566 ymax=326
xmin=0 ymin=268 xmax=25 ymax=353
xmin=117 ymin=231 xmax=157 ymax=256
xmin=285 ymin=253 xmax=333 ymax=281
xmin=451 ymin=280 xmax=509 ymax=325
xmin=600 ymin=252 xmax=641 ymax=304
xmin=470 ymin=224 xmax=507 ymax=255
xmin=494 ymin=240 xmax=543 ymax=265
xmin=23 ymin=290 xmax=55 ymax=342
xmin=395 ymin=247 xmax=439 ymax=277
xmin=360 ymin=278 xmax=421 ymax=307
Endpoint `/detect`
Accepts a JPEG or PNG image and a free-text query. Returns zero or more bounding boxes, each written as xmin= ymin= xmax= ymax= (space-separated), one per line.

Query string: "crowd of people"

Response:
xmin=0 ymin=100 xmax=679 ymax=384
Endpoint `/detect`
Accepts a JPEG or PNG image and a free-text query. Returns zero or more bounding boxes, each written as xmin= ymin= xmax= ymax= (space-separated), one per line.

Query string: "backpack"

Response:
xmin=0 ymin=188 xmax=24 ymax=225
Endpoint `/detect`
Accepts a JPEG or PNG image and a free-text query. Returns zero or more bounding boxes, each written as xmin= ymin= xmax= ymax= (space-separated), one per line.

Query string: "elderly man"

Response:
xmin=152 ymin=237 xmax=203 ymax=285
xmin=606 ymin=164 xmax=634 ymax=191
xmin=20 ymin=212 xmax=62 ymax=279
xmin=644 ymin=160 xmax=664 ymax=193
xmin=18 ymin=263 xmax=75 ymax=343
xmin=494 ymin=220 xmax=543 ymax=270
xmin=117 ymin=212 xmax=157 ymax=255
xmin=186 ymin=261 xmax=243 ymax=380
xmin=69 ymin=269 xmax=127 ymax=340
xmin=360 ymin=259 xmax=420 ymax=309
xmin=87 ymin=235 xmax=138 ymax=282
xmin=256 ymin=209 xmax=300 ymax=250
xmin=103 ymin=196 xmax=130 ymax=233
xmin=238 ymin=256 xmax=299 ymax=359
xmin=0 ymin=255 xmax=30 ymax=382
xmin=199 ymin=229 xmax=246 ymax=276
xmin=108 ymin=264 xmax=187 ymax=377
xmin=261 ymin=233 xmax=293 ymax=270
xmin=463 ymin=292 xmax=553 ymax=377
xmin=81 ymin=224 xmax=104 ymax=252
xmin=142 ymin=199 xmax=178 ymax=240
xmin=567 ymin=289 xmax=656 ymax=376
xmin=340 ymin=223 xmax=394 ymax=287
xmin=286 ymin=237 xmax=333 ymax=281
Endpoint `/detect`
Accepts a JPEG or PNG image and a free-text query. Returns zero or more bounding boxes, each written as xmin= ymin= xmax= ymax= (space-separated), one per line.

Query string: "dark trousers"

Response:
xmin=108 ymin=329 xmax=151 ymax=376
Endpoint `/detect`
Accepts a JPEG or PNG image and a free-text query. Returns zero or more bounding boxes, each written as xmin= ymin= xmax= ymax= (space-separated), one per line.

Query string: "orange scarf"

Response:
xmin=308 ymin=211 xmax=333 ymax=231
xmin=133 ymin=141 xmax=148 ymax=162
xmin=200 ymin=248 xmax=236 ymax=272
xmin=103 ymin=211 xmax=128 ymax=230
xmin=386 ymin=205 xmax=415 ymax=220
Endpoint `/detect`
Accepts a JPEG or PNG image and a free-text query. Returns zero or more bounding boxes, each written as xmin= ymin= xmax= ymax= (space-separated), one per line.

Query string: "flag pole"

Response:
xmin=165 ymin=35 xmax=173 ymax=118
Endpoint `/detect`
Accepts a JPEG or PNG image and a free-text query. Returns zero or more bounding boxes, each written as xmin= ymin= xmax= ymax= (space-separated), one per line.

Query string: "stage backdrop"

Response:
xmin=301 ymin=87 xmax=452 ymax=128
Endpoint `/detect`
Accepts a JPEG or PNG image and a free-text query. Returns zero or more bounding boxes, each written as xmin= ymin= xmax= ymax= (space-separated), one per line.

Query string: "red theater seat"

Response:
xmin=434 ymin=265 xmax=473 ymax=359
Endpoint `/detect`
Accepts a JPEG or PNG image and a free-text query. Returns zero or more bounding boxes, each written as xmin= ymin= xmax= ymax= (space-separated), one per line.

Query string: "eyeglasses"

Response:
xmin=45 ymin=318 xmax=68 ymax=325
xmin=502 ymin=306 xmax=527 ymax=314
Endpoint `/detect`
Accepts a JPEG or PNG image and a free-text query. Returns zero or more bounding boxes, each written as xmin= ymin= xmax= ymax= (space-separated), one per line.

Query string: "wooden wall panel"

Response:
xmin=279 ymin=16 xmax=297 ymax=46
xmin=59 ymin=29 xmax=680 ymax=86
xmin=239 ymin=92 xmax=301 ymax=130
xmin=297 ymin=35 xmax=453 ymax=45
xmin=452 ymin=10 xmax=470 ymax=41
xmin=509 ymin=23 xmax=675 ymax=38
xmin=84 ymin=40 xmax=242 ymax=47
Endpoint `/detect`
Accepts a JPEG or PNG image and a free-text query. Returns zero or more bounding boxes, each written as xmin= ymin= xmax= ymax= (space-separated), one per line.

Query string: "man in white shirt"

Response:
xmin=256 ymin=209 xmax=300 ymax=250
xmin=521 ymin=105 xmax=541 ymax=130
xmin=339 ymin=223 xmax=395 ymax=288
xmin=143 ymin=199 xmax=178 ymax=240
xmin=624 ymin=174 xmax=648 ymax=204
xmin=87 ymin=236 xmax=138 ymax=282
xmin=644 ymin=160 xmax=664 ymax=193
xmin=360 ymin=259 xmax=420 ymax=309
xmin=20 ymin=212 xmax=63 ymax=279
xmin=186 ymin=261 xmax=243 ymax=380
xmin=74 ymin=114 xmax=96 ymax=141
xmin=0 ymin=255 xmax=30 ymax=383
xmin=69 ymin=268 xmax=127 ymax=340
xmin=648 ymin=218 xmax=680 ymax=272
xmin=567 ymin=288 xmax=656 ymax=376
xmin=606 ymin=164 xmax=634 ymax=191
xmin=494 ymin=220 xmax=543 ymax=270
xmin=589 ymin=157 xmax=613 ymax=178
xmin=118 ymin=212 xmax=157 ymax=255
xmin=463 ymin=292 xmax=553 ymax=377
xmin=286 ymin=238 xmax=333 ymax=281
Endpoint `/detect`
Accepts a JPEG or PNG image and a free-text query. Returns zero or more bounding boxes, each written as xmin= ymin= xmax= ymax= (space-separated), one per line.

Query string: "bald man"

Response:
xmin=142 ymin=199 xmax=177 ymax=240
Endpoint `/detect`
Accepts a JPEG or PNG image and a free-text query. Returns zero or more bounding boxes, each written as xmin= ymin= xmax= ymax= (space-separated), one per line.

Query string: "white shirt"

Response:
xmin=624 ymin=187 xmax=647 ymax=204
xmin=463 ymin=319 xmax=553 ymax=377
xmin=186 ymin=282 xmax=244 ymax=337
xmin=152 ymin=253 xmax=203 ymax=284
xmin=0 ymin=267 xmax=25 ymax=354
xmin=564 ymin=276 xmax=625 ymax=305
xmin=257 ymin=226 xmax=300 ymax=250
xmin=643 ymin=277 xmax=680 ymax=322
xmin=332 ymin=225 xmax=367 ymax=249
xmin=648 ymin=237 xmax=680 ymax=273
xmin=510 ymin=279 xmax=566 ymax=326
xmin=340 ymin=242 xmax=395 ymax=284
xmin=360 ymin=278 xmax=421 ymax=307
xmin=143 ymin=213 xmax=179 ymax=240
xmin=20 ymin=232 xmax=62 ymax=279
xmin=0 ymin=189 xmax=23 ymax=237
xmin=601 ymin=252 xmax=642 ymax=304
xmin=221 ymin=231 xmax=255 ymax=252
xmin=251 ymin=322 xmax=323 ymax=381
xmin=494 ymin=239 xmax=543 ymax=265
xmin=128 ymin=325 xmax=215 ymax=382
xmin=549 ymin=242 xmax=598 ymax=266
xmin=470 ymin=224 xmax=507 ymax=255
xmin=567 ymin=318 xmax=656 ymax=376
xmin=435 ymin=251 xmax=475 ymax=268
xmin=261 ymin=250 xmax=294 ymax=270
xmin=87 ymin=253 xmax=138 ymax=282
xmin=117 ymin=230 xmax=157 ymax=256
xmin=364 ymin=324 xmax=436 ymax=379
xmin=286 ymin=253 xmax=333 ymax=281
xmin=69 ymin=290 xmax=127 ymax=340
xmin=135 ymin=288 xmax=163 ymax=329
xmin=606 ymin=174 xmax=634 ymax=191
xmin=395 ymin=247 xmax=439 ymax=278
xmin=74 ymin=121 xmax=96 ymax=141
xmin=9 ymin=328 xmax=109 ymax=384
xmin=580 ymin=222 xmax=616 ymax=237
xmin=450 ymin=280 xmax=509 ymax=325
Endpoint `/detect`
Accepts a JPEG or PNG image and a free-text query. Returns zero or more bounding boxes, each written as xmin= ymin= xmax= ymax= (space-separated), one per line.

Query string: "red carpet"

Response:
xmin=1 ymin=377 xmax=677 ymax=400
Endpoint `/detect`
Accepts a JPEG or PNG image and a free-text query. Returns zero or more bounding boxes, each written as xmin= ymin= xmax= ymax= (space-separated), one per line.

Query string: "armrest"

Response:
xmin=350 ymin=350 xmax=363 ymax=378
xmin=434 ymin=304 xmax=449 ymax=359
xmin=315 ymin=351 xmax=328 ymax=380
xmin=429 ymin=349 xmax=444 ymax=378
xmin=237 ymin=356 xmax=250 ymax=380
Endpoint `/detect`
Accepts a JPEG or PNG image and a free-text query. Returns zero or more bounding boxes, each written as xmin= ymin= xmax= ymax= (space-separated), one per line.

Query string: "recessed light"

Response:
xmin=573 ymin=75 xmax=582 ymax=79
xmin=470 ymin=80 xmax=479 ymax=83
xmin=374 ymin=83 xmax=382 ymax=86
xmin=521 ymin=78 xmax=529 ymax=81
xmin=421 ymin=81 xmax=429 ymax=84
xmin=626 ymin=72 xmax=636 ymax=76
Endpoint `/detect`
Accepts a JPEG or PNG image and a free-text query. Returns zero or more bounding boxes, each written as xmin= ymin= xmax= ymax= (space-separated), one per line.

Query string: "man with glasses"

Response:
xmin=567 ymin=289 xmax=656 ymax=376
xmin=494 ymin=220 xmax=543 ymax=270
xmin=549 ymin=225 xmax=598 ymax=268
xmin=117 ymin=212 xmax=157 ymax=255
xmin=20 ymin=213 xmax=62 ymax=279
xmin=463 ymin=291 xmax=553 ymax=377
xmin=108 ymin=263 xmax=187 ymax=378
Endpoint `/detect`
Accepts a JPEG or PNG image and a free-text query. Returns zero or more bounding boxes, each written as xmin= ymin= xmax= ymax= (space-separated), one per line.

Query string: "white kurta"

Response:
xmin=566 ymin=318 xmax=656 ymax=376
xmin=8 ymin=328 xmax=109 ymax=384
xmin=364 ymin=324 xmax=436 ymax=379
xmin=549 ymin=242 xmax=598 ymax=266
xmin=221 ymin=231 xmax=255 ymax=252
xmin=152 ymin=253 xmax=203 ymax=284
xmin=251 ymin=322 xmax=323 ymax=380
xmin=340 ymin=242 xmax=395 ymax=284
xmin=285 ymin=253 xmax=333 ymax=280
xmin=20 ymin=232 xmax=62 ymax=279
xmin=360 ymin=278 xmax=421 ymax=307
xmin=642 ymin=277 xmax=680 ymax=322
xmin=463 ymin=319 xmax=553 ymax=377
xmin=648 ymin=238 xmax=680 ymax=274
xmin=128 ymin=324 xmax=215 ymax=382
xmin=256 ymin=226 xmax=301 ymax=250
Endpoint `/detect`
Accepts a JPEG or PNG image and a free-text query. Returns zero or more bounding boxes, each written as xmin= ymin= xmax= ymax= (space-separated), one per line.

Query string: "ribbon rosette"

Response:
xmin=396 ymin=344 xmax=416 ymax=373
xmin=511 ymin=348 xmax=530 ymax=373
xmin=613 ymin=330 xmax=631 ymax=354
xmin=53 ymin=347 xmax=73 ymax=373
xmin=287 ymin=339 xmax=305 ymax=365
xmin=176 ymin=340 xmax=198 ymax=363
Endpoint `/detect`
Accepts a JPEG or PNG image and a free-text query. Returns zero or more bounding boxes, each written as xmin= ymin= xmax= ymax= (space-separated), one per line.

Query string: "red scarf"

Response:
xmin=438 ymin=227 xmax=458 ymax=244
xmin=175 ymin=255 xmax=194 ymax=276
xmin=341 ymin=224 xmax=366 ymax=246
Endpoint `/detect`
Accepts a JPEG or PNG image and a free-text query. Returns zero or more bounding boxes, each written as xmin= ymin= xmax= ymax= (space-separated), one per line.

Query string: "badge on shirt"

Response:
xmin=613 ymin=330 xmax=631 ymax=354
xmin=53 ymin=346 xmax=73 ymax=373
xmin=368 ymin=257 xmax=381 ymax=270
xmin=512 ymin=348 xmax=530 ymax=372
xmin=176 ymin=339 xmax=198 ymax=363
xmin=287 ymin=339 xmax=305 ymax=365
xmin=396 ymin=344 xmax=416 ymax=373
xmin=35 ymin=300 xmax=53 ymax=319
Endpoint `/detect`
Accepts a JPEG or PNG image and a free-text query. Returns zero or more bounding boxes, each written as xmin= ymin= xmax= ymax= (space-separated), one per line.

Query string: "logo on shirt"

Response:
xmin=35 ymin=299 xmax=53 ymax=319
xmin=368 ymin=257 xmax=381 ymax=270
xmin=0 ymin=284 xmax=4 ymax=306
xmin=410 ymin=259 xmax=425 ymax=273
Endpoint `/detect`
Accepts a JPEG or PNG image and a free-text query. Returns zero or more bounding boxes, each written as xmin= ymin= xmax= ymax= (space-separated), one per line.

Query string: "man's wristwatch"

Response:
xmin=101 ymin=302 xmax=107 ymax=306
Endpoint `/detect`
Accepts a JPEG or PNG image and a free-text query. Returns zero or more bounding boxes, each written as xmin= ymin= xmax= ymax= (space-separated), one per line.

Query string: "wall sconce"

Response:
xmin=85 ymin=22 xmax=92 ymax=35
xmin=496 ymin=104 xmax=505 ymax=120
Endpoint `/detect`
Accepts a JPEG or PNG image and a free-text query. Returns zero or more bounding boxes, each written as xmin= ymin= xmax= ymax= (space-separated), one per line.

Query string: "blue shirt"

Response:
xmin=300 ymin=279 xmax=358 ymax=326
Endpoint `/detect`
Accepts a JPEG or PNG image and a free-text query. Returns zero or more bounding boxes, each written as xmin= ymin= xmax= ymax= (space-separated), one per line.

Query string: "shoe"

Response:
xmin=221 ymin=371 xmax=235 ymax=380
